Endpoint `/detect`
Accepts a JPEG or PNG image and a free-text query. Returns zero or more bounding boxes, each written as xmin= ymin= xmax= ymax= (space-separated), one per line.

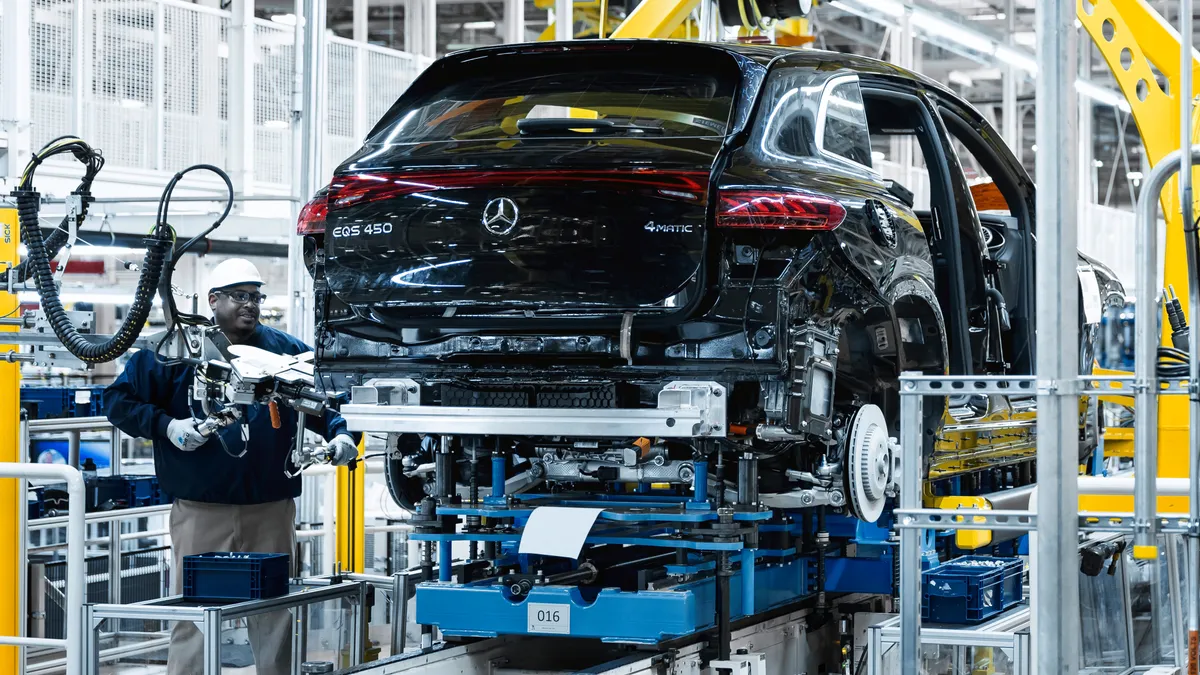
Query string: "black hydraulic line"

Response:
xmin=11 ymin=138 xmax=233 ymax=365
xmin=15 ymin=191 xmax=171 ymax=363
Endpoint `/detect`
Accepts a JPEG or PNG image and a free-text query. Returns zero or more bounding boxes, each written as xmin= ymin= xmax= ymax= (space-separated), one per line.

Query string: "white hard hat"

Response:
xmin=208 ymin=258 xmax=264 ymax=292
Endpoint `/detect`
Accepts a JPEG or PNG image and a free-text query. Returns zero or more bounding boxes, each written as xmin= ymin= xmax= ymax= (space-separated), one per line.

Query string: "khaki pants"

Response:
xmin=168 ymin=499 xmax=296 ymax=675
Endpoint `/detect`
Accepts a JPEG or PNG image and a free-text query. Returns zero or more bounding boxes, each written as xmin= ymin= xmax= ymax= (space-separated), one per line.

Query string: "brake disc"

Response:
xmin=847 ymin=404 xmax=891 ymax=523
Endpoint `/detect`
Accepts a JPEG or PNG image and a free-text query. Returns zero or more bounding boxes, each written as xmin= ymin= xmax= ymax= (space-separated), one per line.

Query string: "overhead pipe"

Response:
xmin=37 ymin=229 xmax=289 ymax=259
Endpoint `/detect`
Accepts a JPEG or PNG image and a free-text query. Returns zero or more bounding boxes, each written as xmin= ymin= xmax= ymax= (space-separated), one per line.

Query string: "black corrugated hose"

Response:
xmin=11 ymin=137 xmax=174 ymax=364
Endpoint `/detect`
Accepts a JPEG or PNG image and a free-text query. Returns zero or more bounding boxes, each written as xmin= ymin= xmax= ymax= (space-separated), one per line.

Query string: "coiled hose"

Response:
xmin=11 ymin=137 xmax=176 ymax=364
xmin=14 ymin=190 xmax=172 ymax=363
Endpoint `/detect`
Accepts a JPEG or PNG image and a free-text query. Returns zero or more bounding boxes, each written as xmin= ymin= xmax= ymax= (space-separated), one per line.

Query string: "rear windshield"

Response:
xmin=369 ymin=50 xmax=741 ymax=143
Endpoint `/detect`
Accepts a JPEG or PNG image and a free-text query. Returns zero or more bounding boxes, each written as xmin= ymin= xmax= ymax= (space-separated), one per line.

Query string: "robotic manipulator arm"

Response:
xmin=163 ymin=326 xmax=338 ymax=467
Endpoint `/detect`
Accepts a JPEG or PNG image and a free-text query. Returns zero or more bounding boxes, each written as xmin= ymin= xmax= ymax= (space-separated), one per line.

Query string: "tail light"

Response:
xmin=716 ymin=189 xmax=847 ymax=231
xmin=297 ymin=192 xmax=329 ymax=235
xmin=325 ymin=170 xmax=710 ymax=210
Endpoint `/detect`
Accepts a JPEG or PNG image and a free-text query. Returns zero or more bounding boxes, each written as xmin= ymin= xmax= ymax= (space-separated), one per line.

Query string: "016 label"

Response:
xmin=526 ymin=603 xmax=570 ymax=634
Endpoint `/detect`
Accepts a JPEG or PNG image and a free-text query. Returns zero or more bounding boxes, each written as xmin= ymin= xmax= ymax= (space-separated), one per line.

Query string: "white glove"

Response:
xmin=167 ymin=418 xmax=206 ymax=451
xmin=326 ymin=434 xmax=358 ymax=466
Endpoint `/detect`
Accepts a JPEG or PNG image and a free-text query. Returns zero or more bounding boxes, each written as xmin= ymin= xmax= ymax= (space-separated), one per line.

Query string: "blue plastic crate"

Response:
xmin=20 ymin=388 xmax=69 ymax=419
xmin=21 ymin=387 xmax=105 ymax=419
xmin=86 ymin=475 xmax=163 ymax=511
xmin=922 ymin=556 xmax=1024 ymax=624
xmin=182 ymin=552 xmax=290 ymax=602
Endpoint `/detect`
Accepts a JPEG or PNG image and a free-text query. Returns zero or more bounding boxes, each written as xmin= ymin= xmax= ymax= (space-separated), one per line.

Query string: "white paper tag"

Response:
xmin=518 ymin=507 xmax=604 ymax=559
xmin=1077 ymin=265 xmax=1103 ymax=325
xmin=527 ymin=603 xmax=570 ymax=634
xmin=75 ymin=390 xmax=91 ymax=404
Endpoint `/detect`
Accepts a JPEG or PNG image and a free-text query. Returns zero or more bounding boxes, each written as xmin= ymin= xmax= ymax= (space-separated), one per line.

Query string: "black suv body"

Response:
xmin=300 ymin=41 xmax=1123 ymax=519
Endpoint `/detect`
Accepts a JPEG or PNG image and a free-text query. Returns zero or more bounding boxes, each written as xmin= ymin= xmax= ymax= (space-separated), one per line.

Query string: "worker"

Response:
xmin=103 ymin=258 xmax=358 ymax=675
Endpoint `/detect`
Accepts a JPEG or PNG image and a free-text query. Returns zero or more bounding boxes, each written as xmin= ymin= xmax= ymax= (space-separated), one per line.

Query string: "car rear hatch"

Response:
xmin=322 ymin=45 xmax=746 ymax=324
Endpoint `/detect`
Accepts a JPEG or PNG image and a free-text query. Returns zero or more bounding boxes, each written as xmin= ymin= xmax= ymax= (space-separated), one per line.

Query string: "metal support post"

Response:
xmin=351 ymin=583 xmax=367 ymax=666
xmin=202 ymin=610 xmax=221 ymax=675
xmin=555 ymin=0 xmax=574 ymax=40
xmin=1179 ymin=1 xmax=1200 ymax=669
xmin=889 ymin=13 xmax=915 ymax=182
xmin=503 ymin=0 xmax=525 ymax=43
xmin=897 ymin=386 xmax=923 ymax=675
xmin=109 ymin=427 xmax=122 ymax=476
xmin=74 ymin=0 xmax=93 ymax=138
xmin=423 ymin=0 xmax=438 ymax=58
xmin=1002 ymin=0 xmax=1019 ymax=156
xmin=67 ymin=431 xmax=80 ymax=469
xmin=81 ymin=606 xmax=96 ymax=675
xmin=291 ymin=0 xmax=325 ymax=342
xmin=1034 ymin=2 xmax=1080 ymax=673
xmin=107 ymin=521 xmax=121 ymax=604
xmin=698 ymin=0 xmax=718 ymax=41
xmin=227 ymin=0 xmax=256 ymax=194
xmin=398 ymin=569 xmax=412 ymax=653
xmin=107 ymin=428 xmax=122 ymax=605
xmin=352 ymin=0 xmax=368 ymax=41
xmin=290 ymin=604 xmax=306 ymax=674
xmin=0 ymin=0 xmax=32 ymax=185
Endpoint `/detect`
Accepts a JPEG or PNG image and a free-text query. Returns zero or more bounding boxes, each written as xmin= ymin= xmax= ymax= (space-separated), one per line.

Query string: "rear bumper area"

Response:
xmin=342 ymin=379 xmax=728 ymax=438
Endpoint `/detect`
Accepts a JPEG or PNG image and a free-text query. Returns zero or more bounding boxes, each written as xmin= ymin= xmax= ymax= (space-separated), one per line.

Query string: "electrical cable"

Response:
xmin=742 ymin=238 xmax=773 ymax=360
xmin=1161 ymin=287 xmax=1195 ymax=378
xmin=12 ymin=137 xmax=173 ymax=364
xmin=151 ymin=164 xmax=236 ymax=366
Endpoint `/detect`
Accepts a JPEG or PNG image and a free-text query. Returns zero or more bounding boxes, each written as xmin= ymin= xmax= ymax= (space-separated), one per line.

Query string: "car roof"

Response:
xmin=445 ymin=40 xmax=956 ymax=100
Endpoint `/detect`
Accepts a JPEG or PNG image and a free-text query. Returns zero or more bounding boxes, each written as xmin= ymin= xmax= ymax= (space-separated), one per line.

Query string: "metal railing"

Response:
xmin=0 ymin=464 xmax=85 ymax=675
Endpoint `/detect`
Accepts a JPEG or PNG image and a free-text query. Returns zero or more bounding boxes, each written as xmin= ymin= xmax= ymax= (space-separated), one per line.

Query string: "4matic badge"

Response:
xmin=644 ymin=221 xmax=694 ymax=234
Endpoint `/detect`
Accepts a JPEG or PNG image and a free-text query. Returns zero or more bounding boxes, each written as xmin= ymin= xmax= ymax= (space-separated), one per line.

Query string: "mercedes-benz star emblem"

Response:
xmin=482 ymin=197 xmax=519 ymax=236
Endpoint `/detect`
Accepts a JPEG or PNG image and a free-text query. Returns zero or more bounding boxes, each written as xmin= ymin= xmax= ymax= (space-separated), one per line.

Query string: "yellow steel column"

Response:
xmin=0 ymin=206 xmax=20 ymax=673
xmin=335 ymin=437 xmax=366 ymax=573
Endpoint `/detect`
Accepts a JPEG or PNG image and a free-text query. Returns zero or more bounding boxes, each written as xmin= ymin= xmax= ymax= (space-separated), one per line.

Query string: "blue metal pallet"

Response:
xmin=416 ymin=556 xmax=812 ymax=644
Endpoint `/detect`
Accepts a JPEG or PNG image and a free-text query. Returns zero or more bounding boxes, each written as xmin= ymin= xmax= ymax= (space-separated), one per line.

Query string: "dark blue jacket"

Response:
xmin=104 ymin=325 xmax=349 ymax=505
